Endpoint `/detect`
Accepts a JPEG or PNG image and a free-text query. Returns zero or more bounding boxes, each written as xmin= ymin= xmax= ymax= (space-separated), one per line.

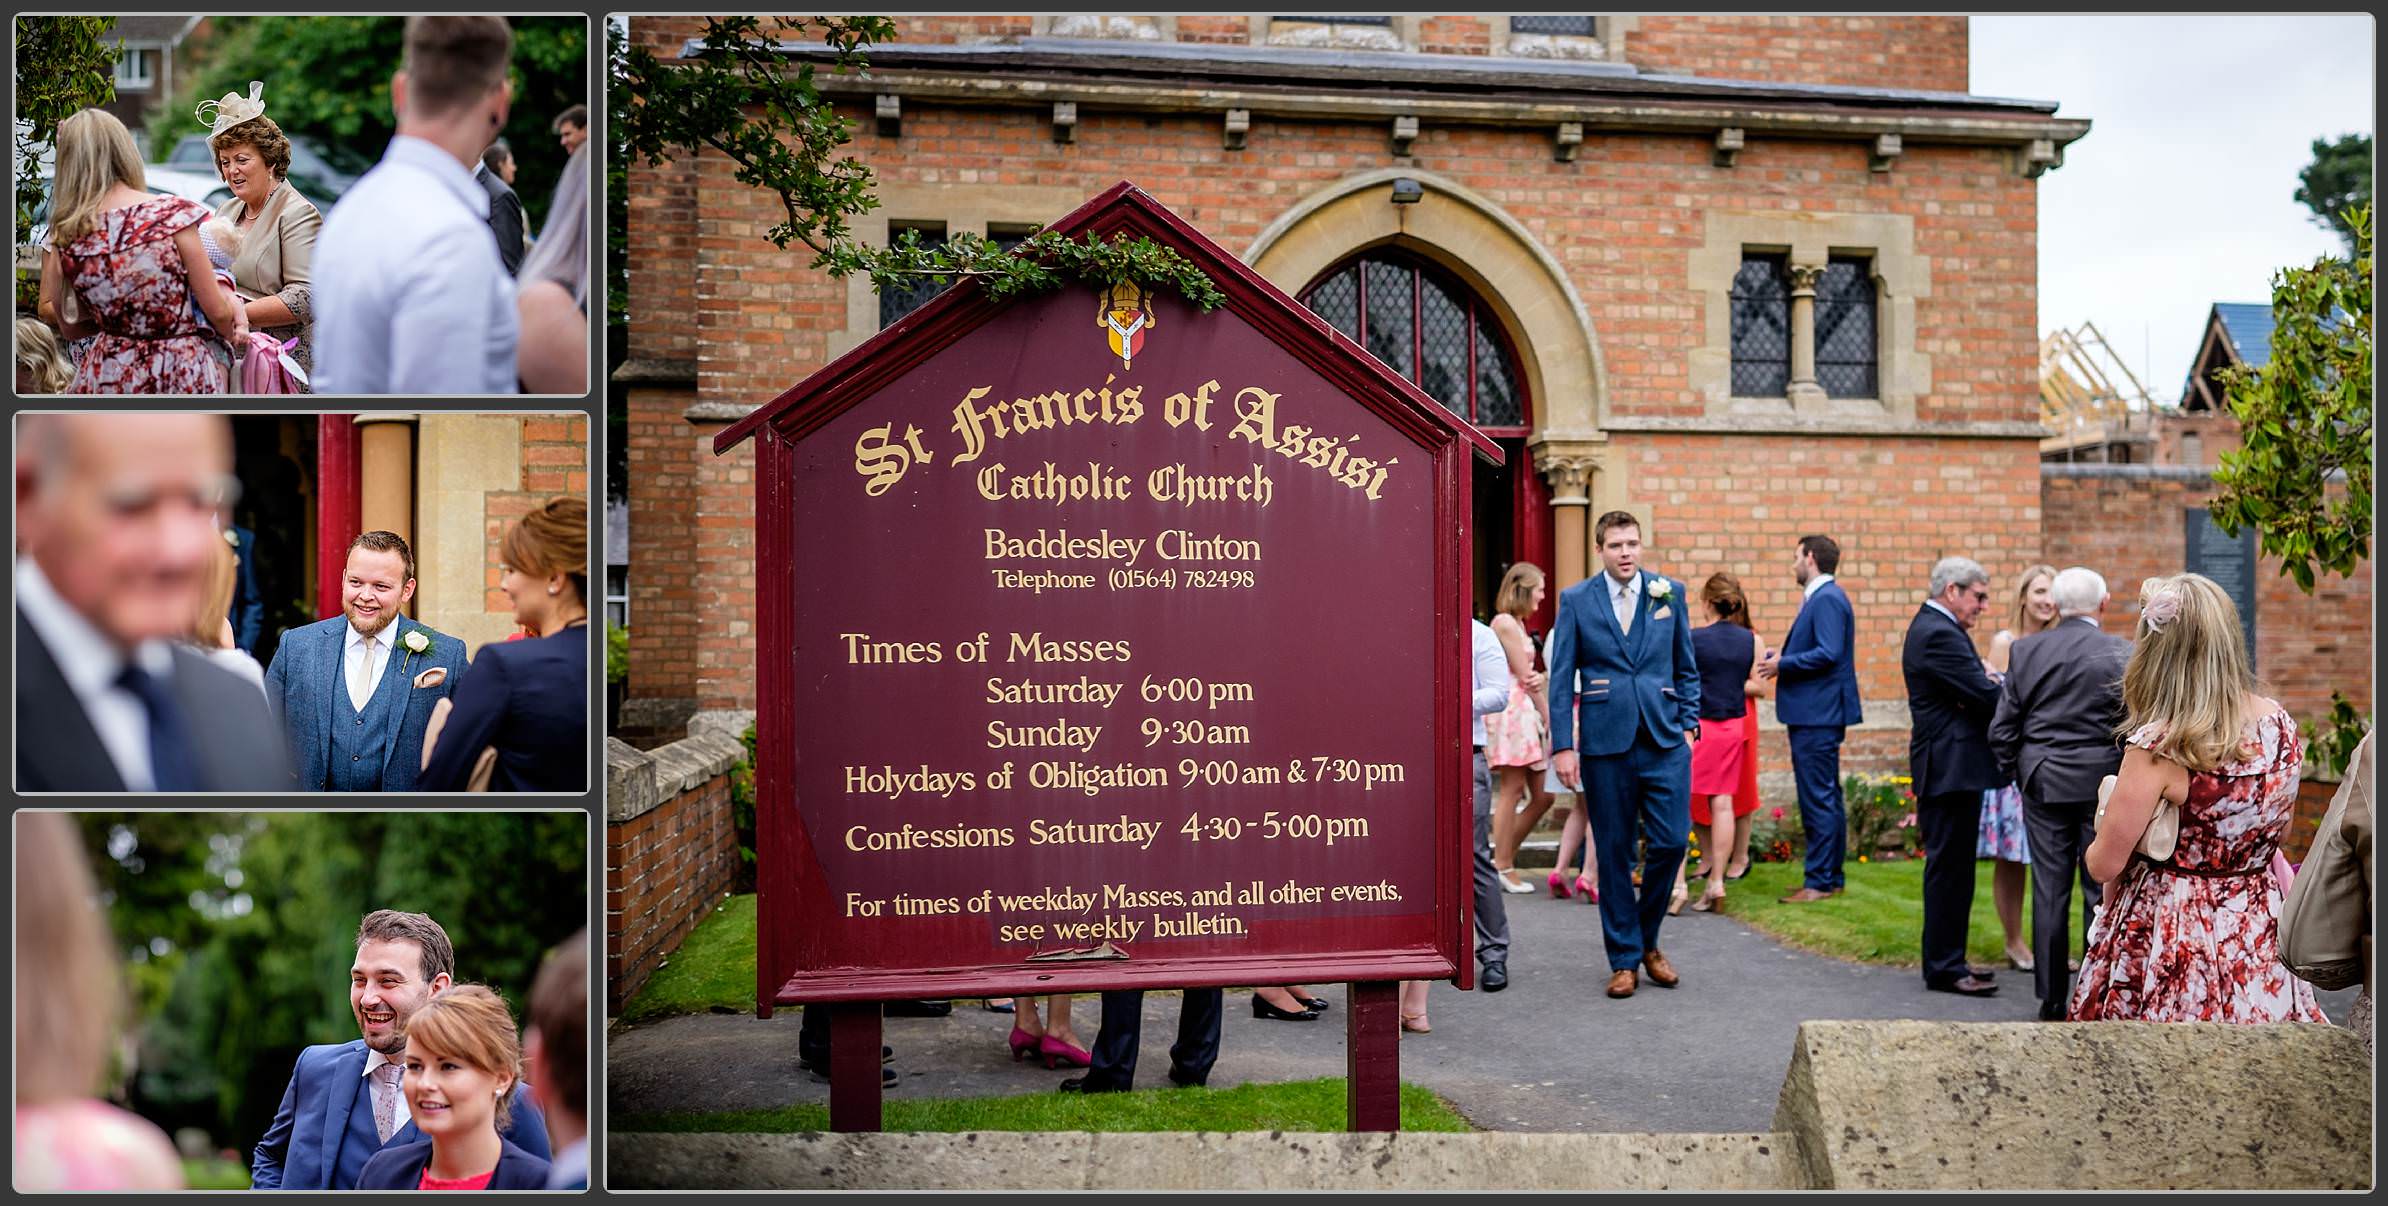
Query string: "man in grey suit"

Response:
xmin=14 ymin=414 xmax=292 ymax=792
xmin=1988 ymin=566 xmax=2133 ymax=1017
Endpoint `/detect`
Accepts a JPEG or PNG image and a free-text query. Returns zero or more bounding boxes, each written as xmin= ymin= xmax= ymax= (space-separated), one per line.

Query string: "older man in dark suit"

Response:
xmin=1902 ymin=555 xmax=2003 ymax=997
xmin=1989 ymin=566 xmax=2132 ymax=1017
xmin=15 ymin=413 xmax=292 ymax=793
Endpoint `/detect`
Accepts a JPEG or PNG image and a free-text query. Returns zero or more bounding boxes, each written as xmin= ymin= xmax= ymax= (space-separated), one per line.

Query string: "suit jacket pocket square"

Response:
xmin=1652 ymin=606 xmax=1672 ymax=621
xmin=413 ymin=667 xmax=448 ymax=689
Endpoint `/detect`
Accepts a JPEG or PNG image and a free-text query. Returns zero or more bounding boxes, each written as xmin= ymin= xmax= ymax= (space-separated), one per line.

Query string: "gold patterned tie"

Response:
xmin=372 ymin=1061 xmax=403 ymax=1143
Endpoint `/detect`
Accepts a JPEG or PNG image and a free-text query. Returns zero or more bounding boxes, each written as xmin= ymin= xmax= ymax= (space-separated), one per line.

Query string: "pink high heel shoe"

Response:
xmin=1549 ymin=871 xmax=1572 ymax=899
xmin=1007 ymin=1026 xmax=1041 ymax=1062
xmin=1576 ymin=874 xmax=1599 ymax=904
xmin=1040 ymin=1033 xmax=1092 ymax=1069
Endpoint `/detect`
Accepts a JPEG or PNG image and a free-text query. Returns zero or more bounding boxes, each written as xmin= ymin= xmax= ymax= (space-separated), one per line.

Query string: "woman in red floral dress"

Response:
xmin=2070 ymin=573 xmax=2327 ymax=1024
xmin=38 ymin=109 xmax=244 ymax=394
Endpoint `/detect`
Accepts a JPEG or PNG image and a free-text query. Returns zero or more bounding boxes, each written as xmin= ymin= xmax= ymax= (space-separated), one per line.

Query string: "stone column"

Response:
xmin=356 ymin=415 xmax=419 ymax=620
xmin=1539 ymin=456 xmax=1595 ymax=590
xmin=1787 ymin=262 xmax=1827 ymax=409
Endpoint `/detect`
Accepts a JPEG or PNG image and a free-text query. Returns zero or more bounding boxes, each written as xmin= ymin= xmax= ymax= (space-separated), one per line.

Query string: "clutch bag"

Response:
xmin=2096 ymin=773 xmax=2179 ymax=862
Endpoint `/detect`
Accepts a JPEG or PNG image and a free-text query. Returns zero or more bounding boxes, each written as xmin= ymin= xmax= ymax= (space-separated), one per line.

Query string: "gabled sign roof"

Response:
xmin=716 ymin=179 xmax=1502 ymax=467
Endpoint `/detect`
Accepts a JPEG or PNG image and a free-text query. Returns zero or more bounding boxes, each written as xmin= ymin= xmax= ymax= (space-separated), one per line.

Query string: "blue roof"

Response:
xmin=2213 ymin=303 xmax=2275 ymax=369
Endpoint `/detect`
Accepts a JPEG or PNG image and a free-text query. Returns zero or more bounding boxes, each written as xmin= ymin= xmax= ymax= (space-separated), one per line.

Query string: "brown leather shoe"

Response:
xmin=1927 ymin=974 xmax=1999 ymax=997
xmin=1777 ymin=887 xmax=1842 ymax=903
xmin=1605 ymin=968 xmax=1638 ymax=998
xmin=1642 ymin=949 xmax=1680 ymax=988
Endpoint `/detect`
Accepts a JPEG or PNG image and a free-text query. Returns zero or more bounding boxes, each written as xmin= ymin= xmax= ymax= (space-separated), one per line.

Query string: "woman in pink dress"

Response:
xmin=2070 ymin=573 xmax=2328 ymax=1024
xmin=38 ymin=108 xmax=244 ymax=394
xmin=13 ymin=813 xmax=183 ymax=1191
xmin=1484 ymin=562 xmax=1553 ymax=894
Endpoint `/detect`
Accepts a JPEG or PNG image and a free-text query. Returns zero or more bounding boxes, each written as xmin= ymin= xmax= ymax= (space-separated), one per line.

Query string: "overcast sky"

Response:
xmin=1971 ymin=14 xmax=2374 ymax=404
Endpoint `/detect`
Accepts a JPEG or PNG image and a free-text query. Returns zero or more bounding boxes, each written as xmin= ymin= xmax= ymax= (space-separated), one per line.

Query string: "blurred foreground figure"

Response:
xmin=14 ymin=413 xmax=291 ymax=791
xmin=12 ymin=813 xmax=185 ymax=1190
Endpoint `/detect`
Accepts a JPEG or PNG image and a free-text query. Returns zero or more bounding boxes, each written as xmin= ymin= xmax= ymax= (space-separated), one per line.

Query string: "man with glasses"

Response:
xmin=13 ymin=413 xmax=291 ymax=792
xmin=1902 ymin=556 xmax=2004 ymax=997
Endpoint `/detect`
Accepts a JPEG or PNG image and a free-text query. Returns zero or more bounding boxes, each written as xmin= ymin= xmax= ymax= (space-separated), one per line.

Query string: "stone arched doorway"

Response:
xmin=1295 ymin=247 xmax=1548 ymax=627
xmin=1247 ymin=170 xmax=1611 ymax=598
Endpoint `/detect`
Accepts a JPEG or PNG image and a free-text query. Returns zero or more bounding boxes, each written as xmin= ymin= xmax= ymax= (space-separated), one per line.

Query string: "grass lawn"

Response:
xmin=618 ymin=893 xmax=756 ymax=1024
xmin=181 ymin=1158 xmax=250 ymax=1189
xmin=1720 ymin=857 xmax=2086 ymax=967
xmin=614 ymin=1076 xmax=1471 ymax=1134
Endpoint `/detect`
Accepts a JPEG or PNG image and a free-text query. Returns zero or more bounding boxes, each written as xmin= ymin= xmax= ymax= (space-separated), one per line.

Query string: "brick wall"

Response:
xmin=2040 ymin=467 xmax=2372 ymax=728
xmin=483 ymin=415 xmax=589 ymax=612
xmin=605 ymin=723 xmax=744 ymax=1010
xmin=1631 ymin=15 xmax=1970 ymax=92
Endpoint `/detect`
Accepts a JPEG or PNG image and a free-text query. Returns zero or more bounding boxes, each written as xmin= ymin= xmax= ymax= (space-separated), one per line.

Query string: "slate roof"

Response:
xmin=2212 ymin=302 xmax=2275 ymax=370
xmin=110 ymin=16 xmax=199 ymax=45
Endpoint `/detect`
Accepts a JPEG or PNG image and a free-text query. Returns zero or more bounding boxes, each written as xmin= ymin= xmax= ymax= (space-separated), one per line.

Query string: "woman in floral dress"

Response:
xmin=38 ymin=109 xmax=244 ymax=394
xmin=2070 ymin=573 xmax=2327 ymax=1024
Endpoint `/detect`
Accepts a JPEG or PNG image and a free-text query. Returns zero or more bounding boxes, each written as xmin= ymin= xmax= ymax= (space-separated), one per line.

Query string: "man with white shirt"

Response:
xmin=1758 ymin=534 xmax=1864 ymax=902
xmin=1470 ymin=615 xmax=1517 ymax=991
xmin=263 ymin=532 xmax=467 ymax=791
xmin=1901 ymin=556 xmax=2004 ymax=997
xmin=251 ymin=911 xmax=548 ymax=1189
xmin=1549 ymin=511 xmax=1701 ymax=999
xmin=312 ymin=16 xmax=520 ymax=394
xmin=14 ymin=413 xmax=290 ymax=792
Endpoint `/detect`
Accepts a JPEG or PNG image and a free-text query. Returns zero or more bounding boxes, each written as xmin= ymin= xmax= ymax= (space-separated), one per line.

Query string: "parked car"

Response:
xmin=164 ymin=132 xmax=362 ymax=208
xmin=17 ymin=168 xmax=239 ymax=288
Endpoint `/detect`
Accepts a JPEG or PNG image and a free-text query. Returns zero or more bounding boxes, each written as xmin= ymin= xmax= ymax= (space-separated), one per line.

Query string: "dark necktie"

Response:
xmin=114 ymin=662 xmax=201 ymax=792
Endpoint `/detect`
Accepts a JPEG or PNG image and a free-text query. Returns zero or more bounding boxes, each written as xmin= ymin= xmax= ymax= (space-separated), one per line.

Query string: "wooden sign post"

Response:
xmin=717 ymin=182 xmax=1498 ymax=1133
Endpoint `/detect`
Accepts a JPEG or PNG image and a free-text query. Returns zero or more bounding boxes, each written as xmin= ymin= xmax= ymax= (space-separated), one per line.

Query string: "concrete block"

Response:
xmin=1773 ymin=1020 xmax=2372 ymax=1189
xmin=605 ymin=738 xmax=659 ymax=823
xmin=609 ymin=1130 xmax=1799 ymax=1190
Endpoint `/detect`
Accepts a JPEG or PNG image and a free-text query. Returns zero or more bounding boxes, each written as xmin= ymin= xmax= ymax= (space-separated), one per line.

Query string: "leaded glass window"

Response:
xmin=1510 ymin=16 xmax=1596 ymax=37
xmin=1730 ymin=254 xmax=1790 ymax=396
xmin=1813 ymin=256 xmax=1878 ymax=398
xmin=1298 ymin=251 xmax=1527 ymax=432
xmin=877 ymin=222 xmax=951 ymax=329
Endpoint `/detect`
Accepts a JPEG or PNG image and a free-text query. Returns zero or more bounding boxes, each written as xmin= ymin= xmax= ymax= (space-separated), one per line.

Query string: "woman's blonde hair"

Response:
xmin=188 ymin=535 xmax=238 ymax=649
xmin=1495 ymin=561 xmax=1545 ymax=621
xmin=2117 ymin=573 xmax=2257 ymax=772
xmin=2007 ymin=563 xmax=2058 ymax=638
xmin=400 ymin=984 xmax=522 ymax=1133
xmin=49 ymin=109 xmax=146 ymax=245
xmin=15 ymin=318 xmax=73 ymax=393
xmin=15 ymin=813 xmax=120 ymax=1105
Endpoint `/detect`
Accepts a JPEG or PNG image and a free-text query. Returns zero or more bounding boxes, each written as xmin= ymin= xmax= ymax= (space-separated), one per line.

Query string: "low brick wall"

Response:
xmin=605 ymin=710 xmax=748 ymax=1010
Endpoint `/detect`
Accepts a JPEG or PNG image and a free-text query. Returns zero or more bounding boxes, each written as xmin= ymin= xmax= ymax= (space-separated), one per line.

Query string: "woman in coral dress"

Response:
xmin=39 ymin=109 xmax=243 ymax=394
xmin=2069 ymin=573 xmax=2327 ymax=1024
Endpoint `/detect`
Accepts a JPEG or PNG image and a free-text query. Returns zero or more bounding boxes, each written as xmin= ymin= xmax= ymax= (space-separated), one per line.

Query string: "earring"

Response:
xmin=547 ymin=586 xmax=559 ymax=596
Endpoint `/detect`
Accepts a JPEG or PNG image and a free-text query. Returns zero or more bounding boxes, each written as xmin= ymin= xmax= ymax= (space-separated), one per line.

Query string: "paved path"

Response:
xmin=608 ymin=890 xmax=2355 ymax=1134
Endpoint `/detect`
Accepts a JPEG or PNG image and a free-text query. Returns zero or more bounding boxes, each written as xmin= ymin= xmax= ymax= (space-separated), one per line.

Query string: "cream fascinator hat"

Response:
xmin=197 ymin=81 xmax=267 ymax=146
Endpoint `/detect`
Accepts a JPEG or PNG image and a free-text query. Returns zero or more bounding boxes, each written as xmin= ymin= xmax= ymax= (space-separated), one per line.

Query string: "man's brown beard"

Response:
xmin=346 ymin=603 xmax=400 ymax=638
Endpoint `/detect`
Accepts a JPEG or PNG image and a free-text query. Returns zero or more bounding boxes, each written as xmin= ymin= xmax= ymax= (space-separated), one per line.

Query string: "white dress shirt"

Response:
xmin=312 ymin=135 xmax=518 ymax=394
xmin=343 ymin=620 xmax=398 ymax=711
xmin=15 ymin=557 xmax=176 ymax=791
xmin=1802 ymin=570 xmax=1836 ymax=599
xmin=1470 ymin=619 xmax=1513 ymax=747
xmin=1608 ymin=571 xmax=1642 ymax=634
xmin=1923 ymin=598 xmax=1958 ymax=624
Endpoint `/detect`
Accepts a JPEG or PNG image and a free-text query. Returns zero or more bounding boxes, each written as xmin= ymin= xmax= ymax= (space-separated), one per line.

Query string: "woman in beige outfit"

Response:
xmin=202 ymin=87 xmax=320 ymax=387
xmin=2280 ymin=731 xmax=2373 ymax=1055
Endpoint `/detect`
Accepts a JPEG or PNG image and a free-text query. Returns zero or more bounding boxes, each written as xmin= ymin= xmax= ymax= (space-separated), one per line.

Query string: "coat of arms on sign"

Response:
xmin=1097 ymin=280 xmax=1157 ymax=371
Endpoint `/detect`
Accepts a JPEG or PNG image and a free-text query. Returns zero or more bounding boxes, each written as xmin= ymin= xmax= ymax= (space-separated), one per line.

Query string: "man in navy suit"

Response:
xmin=263 ymin=532 xmax=466 ymax=792
xmin=1759 ymin=534 xmax=1864 ymax=902
xmin=1902 ymin=557 xmax=2004 ymax=996
xmin=250 ymin=910 xmax=549 ymax=1189
xmin=226 ymin=523 xmax=264 ymax=656
xmin=1551 ymin=511 xmax=1701 ymax=999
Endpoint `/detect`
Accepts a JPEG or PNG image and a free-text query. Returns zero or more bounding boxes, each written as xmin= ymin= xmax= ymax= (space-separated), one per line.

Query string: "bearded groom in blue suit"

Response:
xmin=265 ymin=531 xmax=466 ymax=792
xmin=1550 ymin=510 xmax=1701 ymax=1000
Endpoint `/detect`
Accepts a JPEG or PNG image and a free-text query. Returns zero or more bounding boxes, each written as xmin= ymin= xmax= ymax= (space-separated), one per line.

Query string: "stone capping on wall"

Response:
xmin=610 ymin=1019 xmax=2373 ymax=1189
xmin=2039 ymin=462 xmax=2216 ymax=482
xmin=606 ymin=708 xmax=753 ymax=824
xmin=612 ymin=357 xmax=699 ymax=388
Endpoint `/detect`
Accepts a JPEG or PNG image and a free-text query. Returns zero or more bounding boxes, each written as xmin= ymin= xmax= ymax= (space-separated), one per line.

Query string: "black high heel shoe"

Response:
xmin=1251 ymin=995 xmax=1320 ymax=1021
xmin=1297 ymin=995 xmax=1330 ymax=1012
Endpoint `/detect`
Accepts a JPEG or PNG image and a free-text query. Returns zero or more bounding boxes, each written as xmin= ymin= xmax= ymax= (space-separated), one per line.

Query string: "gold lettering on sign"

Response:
xmin=852 ymin=423 xmax=934 ymax=496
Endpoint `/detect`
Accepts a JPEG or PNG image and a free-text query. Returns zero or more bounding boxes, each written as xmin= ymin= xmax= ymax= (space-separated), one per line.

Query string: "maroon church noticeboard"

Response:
xmin=718 ymin=183 xmax=1498 ymax=1015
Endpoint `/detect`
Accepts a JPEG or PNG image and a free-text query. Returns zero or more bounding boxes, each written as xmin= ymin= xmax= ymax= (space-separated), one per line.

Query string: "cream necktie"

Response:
xmin=1614 ymin=578 xmax=1635 ymax=636
xmin=349 ymin=634 xmax=378 ymax=712
xmin=371 ymin=1061 xmax=403 ymax=1144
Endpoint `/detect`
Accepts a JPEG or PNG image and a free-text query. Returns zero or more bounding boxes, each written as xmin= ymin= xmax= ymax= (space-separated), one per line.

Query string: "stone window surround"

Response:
xmin=827 ymin=182 xmax=1108 ymax=362
xmin=1031 ymin=15 xmax=1177 ymax=41
xmin=1687 ymin=210 xmax=1931 ymax=425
